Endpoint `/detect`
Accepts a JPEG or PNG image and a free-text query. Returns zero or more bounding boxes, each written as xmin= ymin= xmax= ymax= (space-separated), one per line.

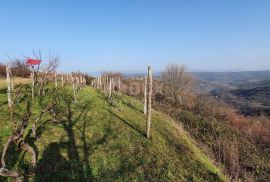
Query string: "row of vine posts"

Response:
xmin=91 ymin=66 xmax=153 ymax=139
xmin=1 ymin=60 xmax=152 ymax=181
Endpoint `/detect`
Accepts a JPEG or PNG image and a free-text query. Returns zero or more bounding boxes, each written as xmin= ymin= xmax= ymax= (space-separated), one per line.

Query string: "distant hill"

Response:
xmin=189 ymin=71 xmax=270 ymax=116
xmin=207 ymin=79 xmax=270 ymax=116
xmin=123 ymin=70 xmax=270 ymax=83
xmin=192 ymin=70 xmax=270 ymax=83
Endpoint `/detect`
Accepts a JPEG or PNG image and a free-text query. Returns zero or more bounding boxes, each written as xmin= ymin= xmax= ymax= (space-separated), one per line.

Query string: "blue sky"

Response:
xmin=0 ymin=0 xmax=270 ymax=73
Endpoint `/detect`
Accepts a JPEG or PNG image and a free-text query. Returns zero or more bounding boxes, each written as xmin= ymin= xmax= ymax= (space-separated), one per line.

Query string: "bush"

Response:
xmin=11 ymin=59 xmax=31 ymax=77
xmin=0 ymin=60 xmax=31 ymax=78
xmin=153 ymin=91 xmax=270 ymax=181
xmin=0 ymin=63 xmax=6 ymax=77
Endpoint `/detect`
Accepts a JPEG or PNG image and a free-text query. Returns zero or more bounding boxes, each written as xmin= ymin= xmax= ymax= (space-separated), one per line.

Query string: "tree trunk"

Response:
xmin=1 ymin=136 xmax=12 ymax=168
xmin=20 ymin=142 xmax=36 ymax=166
xmin=0 ymin=168 xmax=21 ymax=182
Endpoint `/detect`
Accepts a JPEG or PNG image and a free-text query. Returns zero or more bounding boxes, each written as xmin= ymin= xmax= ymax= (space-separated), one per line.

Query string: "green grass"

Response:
xmin=0 ymin=87 xmax=227 ymax=181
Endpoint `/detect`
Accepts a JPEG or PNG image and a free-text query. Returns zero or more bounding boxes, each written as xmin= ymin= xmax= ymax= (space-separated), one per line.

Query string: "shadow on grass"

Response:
xmin=33 ymin=93 xmax=147 ymax=181
xmin=34 ymin=95 xmax=113 ymax=182
xmin=34 ymin=96 xmax=91 ymax=181
xmin=1 ymin=89 xmax=150 ymax=182
xmin=120 ymin=98 xmax=144 ymax=114
xmin=104 ymin=107 xmax=145 ymax=137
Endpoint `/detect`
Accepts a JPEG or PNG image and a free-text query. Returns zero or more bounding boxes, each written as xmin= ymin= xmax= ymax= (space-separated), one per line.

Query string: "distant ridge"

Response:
xmin=89 ymin=70 xmax=270 ymax=81
xmin=191 ymin=70 xmax=270 ymax=82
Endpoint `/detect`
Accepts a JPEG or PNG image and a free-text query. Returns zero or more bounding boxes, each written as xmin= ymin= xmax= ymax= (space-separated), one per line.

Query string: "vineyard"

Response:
xmin=0 ymin=59 xmax=227 ymax=181
xmin=1 ymin=1 xmax=270 ymax=181
xmin=0 ymin=57 xmax=270 ymax=182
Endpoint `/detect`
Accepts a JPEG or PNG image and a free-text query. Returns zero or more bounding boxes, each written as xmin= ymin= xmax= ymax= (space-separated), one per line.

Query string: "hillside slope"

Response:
xmin=0 ymin=87 xmax=226 ymax=181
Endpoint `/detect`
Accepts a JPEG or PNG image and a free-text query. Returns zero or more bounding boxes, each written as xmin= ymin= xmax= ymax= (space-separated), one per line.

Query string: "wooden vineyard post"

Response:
xmin=66 ymin=74 xmax=68 ymax=84
xmin=31 ymin=69 xmax=35 ymax=98
xmin=69 ymin=74 xmax=72 ymax=84
xmin=65 ymin=74 xmax=67 ymax=85
xmin=55 ymin=71 xmax=58 ymax=88
xmin=81 ymin=75 xmax=84 ymax=86
xmin=106 ymin=77 xmax=108 ymax=94
xmin=100 ymin=77 xmax=102 ymax=90
xmin=112 ymin=78 xmax=115 ymax=94
xmin=79 ymin=75 xmax=82 ymax=89
xmin=10 ymin=70 xmax=14 ymax=92
xmin=97 ymin=77 xmax=99 ymax=90
xmin=103 ymin=77 xmax=105 ymax=90
xmin=6 ymin=64 xmax=13 ymax=116
xmin=118 ymin=76 xmax=121 ymax=91
xmin=146 ymin=66 xmax=152 ymax=138
xmin=144 ymin=76 xmax=147 ymax=115
xmin=109 ymin=78 xmax=112 ymax=98
xmin=61 ymin=74 xmax=64 ymax=87
xmin=72 ymin=76 xmax=77 ymax=102
xmin=77 ymin=76 xmax=80 ymax=91
xmin=82 ymin=76 xmax=84 ymax=86
xmin=76 ymin=77 xmax=79 ymax=93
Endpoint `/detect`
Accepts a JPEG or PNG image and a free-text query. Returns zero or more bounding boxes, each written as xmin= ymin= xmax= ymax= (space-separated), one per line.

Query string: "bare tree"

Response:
xmin=101 ymin=71 xmax=122 ymax=79
xmin=10 ymin=59 xmax=31 ymax=78
xmin=36 ymin=56 xmax=59 ymax=96
xmin=161 ymin=64 xmax=194 ymax=106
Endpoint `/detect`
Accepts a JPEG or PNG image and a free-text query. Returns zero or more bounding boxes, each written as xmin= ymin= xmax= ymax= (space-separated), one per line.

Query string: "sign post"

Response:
xmin=26 ymin=58 xmax=42 ymax=98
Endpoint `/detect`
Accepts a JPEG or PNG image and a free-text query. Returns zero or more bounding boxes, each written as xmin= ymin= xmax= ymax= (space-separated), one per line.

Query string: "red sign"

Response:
xmin=26 ymin=58 xmax=42 ymax=65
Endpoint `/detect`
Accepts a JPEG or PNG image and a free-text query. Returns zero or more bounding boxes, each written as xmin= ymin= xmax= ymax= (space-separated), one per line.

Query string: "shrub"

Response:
xmin=0 ymin=63 xmax=6 ymax=77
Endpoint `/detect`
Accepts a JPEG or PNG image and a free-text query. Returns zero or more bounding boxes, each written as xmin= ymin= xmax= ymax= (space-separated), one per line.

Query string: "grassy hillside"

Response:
xmin=0 ymin=87 xmax=226 ymax=181
xmin=153 ymin=98 xmax=270 ymax=181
